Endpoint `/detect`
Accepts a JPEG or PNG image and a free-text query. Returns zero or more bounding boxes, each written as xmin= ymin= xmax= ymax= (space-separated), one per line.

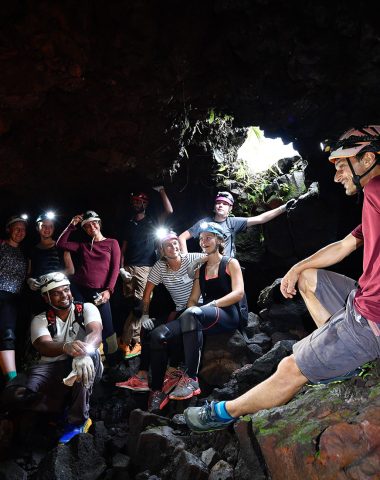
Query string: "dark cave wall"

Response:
xmin=0 ymin=0 xmax=371 ymax=300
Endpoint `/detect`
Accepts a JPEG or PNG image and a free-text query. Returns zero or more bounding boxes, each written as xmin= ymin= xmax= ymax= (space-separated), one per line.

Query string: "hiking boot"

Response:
xmin=58 ymin=418 xmax=92 ymax=444
xmin=184 ymin=401 xmax=235 ymax=433
xmin=148 ymin=390 xmax=169 ymax=412
xmin=162 ymin=369 xmax=184 ymax=395
xmin=116 ymin=375 xmax=149 ymax=392
xmin=168 ymin=374 xmax=201 ymax=400
xmin=125 ymin=343 xmax=142 ymax=359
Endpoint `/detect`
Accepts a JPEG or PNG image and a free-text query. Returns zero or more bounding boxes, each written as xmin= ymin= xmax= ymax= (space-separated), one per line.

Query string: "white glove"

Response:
xmin=187 ymin=257 xmax=206 ymax=279
xmin=152 ymin=185 xmax=164 ymax=192
xmin=27 ymin=278 xmax=40 ymax=291
xmin=72 ymin=355 xmax=95 ymax=388
xmin=120 ymin=267 xmax=132 ymax=282
xmin=141 ymin=314 xmax=155 ymax=331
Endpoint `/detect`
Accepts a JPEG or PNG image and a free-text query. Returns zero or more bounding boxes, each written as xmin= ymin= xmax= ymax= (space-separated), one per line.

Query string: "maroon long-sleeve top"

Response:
xmin=57 ymin=224 xmax=121 ymax=293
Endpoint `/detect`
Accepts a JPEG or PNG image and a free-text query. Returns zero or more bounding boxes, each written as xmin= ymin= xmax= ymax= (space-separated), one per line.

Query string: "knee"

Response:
xmin=276 ymin=355 xmax=307 ymax=385
xmin=0 ymin=328 xmax=16 ymax=350
xmin=180 ymin=307 xmax=202 ymax=333
xmin=150 ymin=324 xmax=171 ymax=350
xmin=298 ymin=268 xmax=317 ymax=296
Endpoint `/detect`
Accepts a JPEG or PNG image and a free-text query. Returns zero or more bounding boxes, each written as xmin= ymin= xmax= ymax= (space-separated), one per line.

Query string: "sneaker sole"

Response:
xmin=125 ymin=352 xmax=142 ymax=359
xmin=169 ymin=387 xmax=201 ymax=400
xmin=116 ymin=385 xmax=150 ymax=392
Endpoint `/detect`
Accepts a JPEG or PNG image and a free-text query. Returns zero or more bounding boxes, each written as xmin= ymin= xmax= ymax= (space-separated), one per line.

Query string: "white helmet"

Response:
xmin=39 ymin=272 xmax=70 ymax=294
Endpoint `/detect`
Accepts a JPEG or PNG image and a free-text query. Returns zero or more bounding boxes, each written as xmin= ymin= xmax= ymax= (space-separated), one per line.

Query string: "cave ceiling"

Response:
xmin=0 ymin=0 xmax=378 ymax=218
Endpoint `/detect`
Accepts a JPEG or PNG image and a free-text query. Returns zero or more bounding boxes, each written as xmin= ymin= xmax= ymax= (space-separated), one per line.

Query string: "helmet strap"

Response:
xmin=46 ymin=291 xmax=73 ymax=311
xmin=347 ymin=156 xmax=379 ymax=193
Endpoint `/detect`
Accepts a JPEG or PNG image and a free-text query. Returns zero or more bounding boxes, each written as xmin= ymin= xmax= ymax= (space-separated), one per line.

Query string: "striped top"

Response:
xmin=148 ymin=253 xmax=204 ymax=310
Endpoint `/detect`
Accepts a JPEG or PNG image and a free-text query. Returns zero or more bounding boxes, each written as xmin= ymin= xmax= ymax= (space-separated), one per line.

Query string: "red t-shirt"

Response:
xmin=351 ymin=176 xmax=380 ymax=323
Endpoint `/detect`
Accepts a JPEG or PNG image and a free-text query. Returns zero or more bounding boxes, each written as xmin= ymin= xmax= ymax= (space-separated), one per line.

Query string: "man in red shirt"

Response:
xmin=184 ymin=125 xmax=380 ymax=432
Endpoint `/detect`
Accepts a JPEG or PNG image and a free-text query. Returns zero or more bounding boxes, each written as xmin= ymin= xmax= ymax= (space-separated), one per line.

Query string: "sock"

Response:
xmin=5 ymin=371 xmax=17 ymax=382
xmin=213 ymin=401 xmax=236 ymax=421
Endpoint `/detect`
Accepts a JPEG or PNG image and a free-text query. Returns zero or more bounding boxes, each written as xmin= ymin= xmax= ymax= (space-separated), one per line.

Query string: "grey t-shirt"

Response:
xmin=188 ymin=216 xmax=247 ymax=257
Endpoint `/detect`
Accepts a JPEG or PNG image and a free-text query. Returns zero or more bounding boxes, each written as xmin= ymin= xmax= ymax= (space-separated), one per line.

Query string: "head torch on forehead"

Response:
xmin=321 ymin=135 xmax=380 ymax=154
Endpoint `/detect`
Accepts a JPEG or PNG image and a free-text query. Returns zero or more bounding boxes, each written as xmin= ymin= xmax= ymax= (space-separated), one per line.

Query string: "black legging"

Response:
xmin=70 ymin=283 xmax=118 ymax=358
xmin=139 ymin=312 xmax=184 ymax=373
xmin=150 ymin=304 xmax=239 ymax=390
xmin=0 ymin=292 xmax=18 ymax=351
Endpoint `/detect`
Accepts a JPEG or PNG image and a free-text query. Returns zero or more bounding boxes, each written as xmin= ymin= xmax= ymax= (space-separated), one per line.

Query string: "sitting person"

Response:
xmin=0 ymin=214 xmax=28 ymax=384
xmin=184 ymin=125 xmax=380 ymax=432
xmin=2 ymin=272 xmax=103 ymax=443
xmin=27 ymin=211 xmax=74 ymax=315
xmin=148 ymin=222 xmax=247 ymax=409
xmin=116 ymin=230 xmax=205 ymax=409
xmin=56 ymin=211 xmax=121 ymax=366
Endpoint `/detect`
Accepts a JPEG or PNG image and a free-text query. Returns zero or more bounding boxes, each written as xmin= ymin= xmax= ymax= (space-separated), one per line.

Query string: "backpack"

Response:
xmin=199 ymin=256 xmax=248 ymax=329
xmin=46 ymin=301 xmax=85 ymax=338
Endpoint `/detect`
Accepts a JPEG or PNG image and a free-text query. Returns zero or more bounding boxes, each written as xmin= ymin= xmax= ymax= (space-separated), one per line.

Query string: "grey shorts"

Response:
xmin=293 ymin=270 xmax=380 ymax=383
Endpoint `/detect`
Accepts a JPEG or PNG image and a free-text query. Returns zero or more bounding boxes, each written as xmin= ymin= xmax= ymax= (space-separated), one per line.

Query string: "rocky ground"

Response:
xmin=1 ymin=280 xmax=380 ymax=479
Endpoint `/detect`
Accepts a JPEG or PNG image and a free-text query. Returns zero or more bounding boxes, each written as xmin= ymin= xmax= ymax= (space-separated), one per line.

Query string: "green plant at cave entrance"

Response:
xmin=168 ymin=109 xmax=306 ymax=217
xmin=213 ymin=126 xmax=306 ymax=217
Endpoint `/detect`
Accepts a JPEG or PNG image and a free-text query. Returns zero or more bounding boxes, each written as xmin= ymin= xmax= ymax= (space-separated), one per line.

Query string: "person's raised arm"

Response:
xmin=178 ymin=230 xmax=192 ymax=254
xmin=280 ymin=233 xmax=363 ymax=299
xmin=246 ymin=204 xmax=286 ymax=227
xmin=56 ymin=214 xmax=83 ymax=252
xmin=154 ymin=186 xmax=173 ymax=221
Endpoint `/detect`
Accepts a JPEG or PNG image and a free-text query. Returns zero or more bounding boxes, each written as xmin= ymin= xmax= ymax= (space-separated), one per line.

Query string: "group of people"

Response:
xmin=0 ymin=184 xmax=287 ymax=442
xmin=2 ymin=124 xmax=375 ymax=444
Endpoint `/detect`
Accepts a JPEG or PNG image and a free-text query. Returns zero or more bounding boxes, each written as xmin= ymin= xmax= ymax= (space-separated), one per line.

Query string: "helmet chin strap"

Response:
xmin=347 ymin=157 xmax=379 ymax=192
xmin=46 ymin=292 xmax=73 ymax=311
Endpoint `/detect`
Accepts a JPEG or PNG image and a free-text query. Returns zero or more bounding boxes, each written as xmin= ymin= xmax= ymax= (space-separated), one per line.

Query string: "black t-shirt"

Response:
xmin=123 ymin=217 xmax=157 ymax=267
xmin=29 ymin=245 xmax=65 ymax=278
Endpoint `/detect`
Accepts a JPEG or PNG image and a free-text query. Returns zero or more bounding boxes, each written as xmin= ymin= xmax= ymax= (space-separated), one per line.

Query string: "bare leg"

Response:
xmin=0 ymin=350 xmax=16 ymax=375
xmin=225 ymin=355 xmax=308 ymax=418
xmin=297 ymin=268 xmax=332 ymax=327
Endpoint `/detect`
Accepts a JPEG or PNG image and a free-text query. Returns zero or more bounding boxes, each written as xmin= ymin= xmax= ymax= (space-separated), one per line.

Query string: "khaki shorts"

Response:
xmin=122 ymin=265 xmax=151 ymax=301
xmin=293 ymin=270 xmax=380 ymax=383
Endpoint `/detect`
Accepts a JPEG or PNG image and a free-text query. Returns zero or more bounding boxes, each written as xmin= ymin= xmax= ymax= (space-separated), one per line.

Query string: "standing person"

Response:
xmin=27 ymin=211 xmax=74 ymax=315
xmin=119 ymin=186 xmax=173 ymax=359
xmin=116 ymin=230 xmax=205 ymax=410
xmin=178 ymin=191 xmax=287 ymax=257
xmin=2 ymin=272 xmax=103 ymax=444
xmin=148 ymin=222 xmax=247 ymax=409
xmin=0 ymin=215 xmax=28 ymax=383
xmin=184 ymin=125 xmax=380 ymax=433
xmin=56 ymin=211 xmax=121 ymax=367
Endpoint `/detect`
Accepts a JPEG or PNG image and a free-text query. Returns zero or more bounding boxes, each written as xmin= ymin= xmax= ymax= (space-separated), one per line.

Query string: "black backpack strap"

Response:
xmin=226 ymin=217 xmax=235 ymax=257
xmin=199 ymin=263 xmax=206 ymax=299
xmin=217 ymin=256 xmax=231 ymax=294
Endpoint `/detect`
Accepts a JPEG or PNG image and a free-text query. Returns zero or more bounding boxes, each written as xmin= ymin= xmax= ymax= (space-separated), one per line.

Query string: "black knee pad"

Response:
xmin=150 ymin=324 xmax=171 ymax=350
xmin=0 ymin=328 xmax=16 ymax=350
xmin=180 ymin=307 xmax=203 ymax=334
